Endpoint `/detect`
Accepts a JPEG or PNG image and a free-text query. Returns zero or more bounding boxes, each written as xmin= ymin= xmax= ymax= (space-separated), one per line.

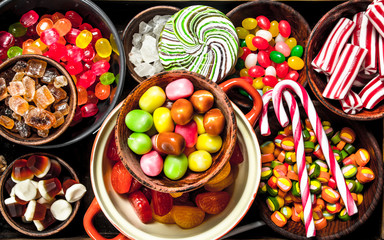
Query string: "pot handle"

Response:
xmin=219 ymin=78 xmax=262 ymax=127
xmin=83 ymin=198 xmax=128 ymax=240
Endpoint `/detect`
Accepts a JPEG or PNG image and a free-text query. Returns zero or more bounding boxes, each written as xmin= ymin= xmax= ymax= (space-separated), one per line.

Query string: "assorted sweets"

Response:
xmin=158 ymin=5 xmax=239 ymax=83
xmin=107 ymin=130 xmax=244 ymax=228
xmin=233 ymin=16 xmax=304 ymax=95
xmin=3 ymin=154 xmax=87 ymax=231
xmin=124 ymin=78 xmax=226 ymax=180
xmin=0 ymin=9 xmax=119 ymax=126
xmin=312 ymin=1 xmax=384 ymax=114
xmin=259 ymin=121 xmax=374 ymax=230
xmin=129 ymin=15 xmax=171 ymax=78
xmin=0 ymin=58 xmax=70 ymax=138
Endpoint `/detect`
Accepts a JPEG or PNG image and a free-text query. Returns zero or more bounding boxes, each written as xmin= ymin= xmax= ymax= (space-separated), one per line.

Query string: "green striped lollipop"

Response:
xmin=158 ymin=5 xmax=239 ymax=82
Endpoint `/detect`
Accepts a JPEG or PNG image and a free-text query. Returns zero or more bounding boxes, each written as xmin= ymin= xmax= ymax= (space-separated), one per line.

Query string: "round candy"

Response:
xmin=163 ymin=154 xmax=188 ymax=180
xmin=252 ymin=36 xmax=269 ymax=50
xmin=276 ymin=176 xmax=292 ymax=192
xmin=281 ymin=136 xmax=294 ymax=151
xmin=95 ymin=38 xmax=112 ymax=58
xmin=356 ymin=167 xmax=375 ymax=183
xmin=257 ymin=51 xmax=271 ymax=68
xmin=203 ymin=108 xmax=225 ymax=136
xmin=260 ymin=141 xmax=275 ymax=154
xmin=261 ymin=166 xmax=273 ymax=180
xmin=310 ymin=179 xmax=322 ymax=194
xmin=175 ymin=121 xmax=198 ymax=148
xmin=139 ymin=86 xmax=166 ymax=113
xmin=280 ymin=206 xmax=292 ymax=219
xmin=275 ymin=41 xmax=291 ymax=57
xmin=188 ymin=150 xmax=212 ymax=172
xmin=321 ymin=188 xmax=340 ymax=204
xmin=125 ymin=109 xmax=153 ymax=133
xmin=158 ymin=5 xmax=239 ymax=82
xmin=242 ymin=18 xmax=257 ymax=30
xmin=190 ymin=90 xmax=214 ymax=114
xmin=196 ymin=133 xmax=222 ymax=153
xmin=128 ymin=132 xmax=152 ymax=155
xmin=236 ymin=27 xmax=249 ymax=39
xmin=153 ymin=107 xmax=174 ymax=133
xmin=171 ymin=99 xmax=194 ymax=125
xmin=271 ymin=211 xmax=287 ymax=227
xmin=153 ymin=132 xmax=186 ymax=156
xmin=341 ymin=164 xmax=357 ymax=179
xmin=287 ymin=56 xmax=304 ymax=70
xmin=165 ymin=78 xmax=194 ymax=101
xmin=269 ymin=20 xmax=279 ymax=37
xmin=140 ymin=151 xmax=163 ymax=177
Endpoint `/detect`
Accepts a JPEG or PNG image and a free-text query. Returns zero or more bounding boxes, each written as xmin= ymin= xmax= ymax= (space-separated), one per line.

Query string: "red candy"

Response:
xmin=275 ymin=62 xmax=289 ymax=79
xmin=77 ymin=70 xmax=96 ymax=89
xmin=252 ymin=36 xmax=269 ymax=50
xmin=111 ymin=161 xmax=132 ymax=194
xmin=0 ymin=31 xmax=15 ymax=49
xmin=278 ymin=20 xmax=291 ymax=38
xmin=80 ymin=103 xmax=98 ymax=118
xmin=257 ymin=51 xmax=271 ymax=68
xmin=20 ymin=10 xmax=39 ymax=27
xmin=151 ymin=190 xmax=173 ymax=216
xmin=65 ymin=61 xmax=83 ymax=75
xmin=256 ymin=15 xmax=270 ymax=30
xmin=91 ymin=60 xmax=110 ymax=76
xmin=66 ymin=45 xmax=84 ymax=62
xmin=241 ymin=47 xmax=252 ymax=61
xmin=65 ymin=28 xmax=80 ymax=45
xmin=65 ymin=11 xmax=83 ymax=28
xmin=248 ymin=65 xmax=265 ymax=78
xmin=263 ymin=75 xmax=278 ymax=87
xmin=286 ymin=70 xmax=299 ymax=81
xmin=127 ymin=190 xmax=152 ymax=223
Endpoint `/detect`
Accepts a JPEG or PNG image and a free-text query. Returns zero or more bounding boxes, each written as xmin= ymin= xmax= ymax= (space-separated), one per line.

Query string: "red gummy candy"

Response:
xmin=151 ymin=190 xmax=173 ymax=216
xmin=111 ymin=161 xmax=132 ymax=194
xmin=77 ymin=70 xmax=96 ymax=89
xmin=79 ymin=23 xmax=93 ymax=31
xmin=66 ymin=45 xmax=84 ymax=62
xmin=90 ymin=28 xmax=102 ymax=45
xmin=0 ymin=31 xmax=15 ymax=48
xmin=106 ymin=131 xmax=120 ymax=162
xmin=40 ymin=28 xmax=60 ymax=46
xmin=83 ymin=45 xmax=96 ymax=62
xmin=65 ymin=61 xmax=83 ymax=75
xmin=65 ymin=28 xmax=80 ymax=45
xmin=20 ymin=10 xmax=39 ymax=27
xmin=70 ymin=107 xmax=83 ymax=127
xmin=80 ymin=103 xmax=98 ymax=118
xmin=229 ymin=141 xmax=244 ymax=165
xmin=65 ymin=11 xmax=83 ymax=28
xmin=128 ymin=190 xmax=152 ymax=223
xmin=91 ymin=60 xmax=110 ymax=76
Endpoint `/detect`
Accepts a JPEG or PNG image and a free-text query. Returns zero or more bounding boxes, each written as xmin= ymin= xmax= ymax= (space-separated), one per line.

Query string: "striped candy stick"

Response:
xmin=272 ymin=80 xmax=358 ymax=217
xmin=280 ymin=91 xmax=316 ymax=238
xmin=366 ymin=0 xmax=384 ymax=39
xmin=359 ymin=75 xmax=384 ymax=109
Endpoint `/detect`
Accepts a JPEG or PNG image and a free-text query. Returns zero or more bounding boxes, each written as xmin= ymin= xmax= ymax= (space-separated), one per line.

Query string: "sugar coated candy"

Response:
xmin=26 ymin=59 xmax=47 ymax=78
xmin=24 ymin=107 xmax=56 ymax=130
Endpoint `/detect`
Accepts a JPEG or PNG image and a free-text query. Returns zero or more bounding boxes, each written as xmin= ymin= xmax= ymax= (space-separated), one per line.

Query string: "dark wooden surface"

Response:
xmin=0 ymin=1 xmax=383 ymax=239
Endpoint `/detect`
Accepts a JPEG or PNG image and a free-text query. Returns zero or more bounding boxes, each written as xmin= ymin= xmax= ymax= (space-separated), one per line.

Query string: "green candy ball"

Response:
xmin=125 ymin=109 xmax=153 ymax=132
xmin=127 ymin=132 xmax=152 ymax=155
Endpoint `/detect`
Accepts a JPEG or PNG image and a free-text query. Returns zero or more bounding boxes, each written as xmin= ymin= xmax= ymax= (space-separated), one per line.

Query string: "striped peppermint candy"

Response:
xmin=378 ymin=35 xmax=384 ymax=76
xmin=359 ymin=75 xmax=384 ymax=109
xmin=273 ymin=80 xmax=358 ymax=217
xmin=366 ymin=1 xmax=384 ymax=39
xmin=340 ymin=90 xmax=363 ymax=114
xmin=352 ymin=12 xmax=378 ymax=75
xmin=311 ymin=18 xmax=355 ymax=75
xmin=322 ymin=44 xmax=368 ymax=100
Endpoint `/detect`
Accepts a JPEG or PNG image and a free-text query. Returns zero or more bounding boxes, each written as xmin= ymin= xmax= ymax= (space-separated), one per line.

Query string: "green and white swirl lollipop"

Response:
xmin=158 ymin=5 xmax=239 ymax=82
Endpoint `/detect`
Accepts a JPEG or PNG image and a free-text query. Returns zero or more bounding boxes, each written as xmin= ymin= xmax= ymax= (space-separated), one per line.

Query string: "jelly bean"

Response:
xmin=287 ymin=56 xmax=304 ymax=70
xmin=128 ymin=132 xmax=152 ymax=155
xmin=171 ymin=99 xmax=194 ymax=125
xmin=285 ymin=37 xmax=297 ymax=49
xmin=275 ymin=34 xmax=286 ymax=43
xmin=140 ymin=151 xmax=163 ymax=177
xmin=270 ymin=51 xmax=285 ymax=64
xmin=20 ymin=10 xmax=39 ymax=28
xmin=275 ymin=61 xmax=289 ymax=78
xmin=95 ymin=82 xmax=110 ymax=100
xmin=252 ymin=77 xmax=265 ymax=89
xmin=188 ymin=150 xmax=212 ymax=172
xmin=245 ymin=34 xmax=257 ymax=51
xmin=239 ymin=68 xmax=249 ymax=77
xmin=65 ymin=11 xmax=83 ymax=28
xmin=196 ymin=133 xmax=222 ymax=153
xmin=262 ymin=75 xmax=278 ymax=87
xmin=242 ymin=18 xmax=257 ymax=30
xmin=9 ymin=22 xmax=27 ymax=38
xmin=95 ymin=38 xmax=112 ymax=58
xmin=256 ymin=16 xmax=270 ymax=30
xmin=175 ymin=121 xmax=198 ymax=148
xmin=153 ymin=132 xmax=185 ymax=155
xmin=152 ymin=107 xmax=174 ymax=133
xmin=125 ymin=109 xmax=153 ymax=133
xmin=269 ymin=20 xmax=279 ymax=37
xmin=235 ymin=58 xmax=245 ymax=70
xmin=265 ymin=66 xmax=276 ymax=76
xmin=203 ymin=108 xmax=225 ymax=136
xmin=278 ymin=20 xmax=291 ymax=38
xmin=0 ymin=31 xmax=14 ymax=48
xmin=285 ymin=70 xmax=299 ymax=81
xmin=275 ymin=41 xmax=291 ymax=57
xmin=257 ymin=51 xmax=271 ymax=68
xmin=163 ymin=154 xmax=188 ymax=180
xmin=235 ymin=27 xmax=249 ymax=39
xmin=248 ymin=65 xmax=265 ymax=78
xmin=256 ymin=29 xmax=273 ymax=42
xmin=80 ymin=103 xmax=98 ymax=118
xmin=290 ymin=45 xmax=303 ymax=58
xmin=244 ymin=53 xmax=257 ymax=69
xmin=189 ymin=90 xmax=214 ymax=114
xmin=139 ymin=86 xmax=166 ymax=113
xmin=53 ymin=18 xmax=72 ymax=37
xmin=165 ymin=78 xmax=194 ymax=101
xmin=193 ymin=114 xmax=205 ymax=134
xmin=99 ymin=72 xmax=115 ymax=85
xmin=252 ymin=36 xmax=269 ymax=50
xmin=240 ymin=47 xmax=251 ymax=61
xmin=7 ymin=46 xmax=22 ymax=58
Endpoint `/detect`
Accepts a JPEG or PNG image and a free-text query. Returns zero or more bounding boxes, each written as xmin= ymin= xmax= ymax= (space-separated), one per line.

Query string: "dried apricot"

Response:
xmin=204 ymin=170 xmax=234 ymax=192
xmin=195 ymin=191 xmax=230 ymax=214
xmin=171 ymin=205 xmax=205 ymax=229
xmin=207 ymin=161 xmax=231 ymax=185
xmin=151 ymin=202 xmax=175 ymax=224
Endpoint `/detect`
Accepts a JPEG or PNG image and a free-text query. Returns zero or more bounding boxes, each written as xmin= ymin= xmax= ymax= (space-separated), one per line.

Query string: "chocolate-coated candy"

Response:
xmin=11 ymin=159 xmax=34 ymax=182
xmin=171 ymin=99 xmax=193 ymax=125
xmin=175 ymin=121 xmax=198 ymax=148
xmin=125 ymin=109 xmax=153 ymax=133
xmin=165 ymin=78 xmax=194 ymax=101
xmin=203 ymin=108 xmax=225 ymax=136
xmin=189 ymin=90 xmax=214 ymax=114
xmin=163 ymin=154 xmax=188 ymax=180
xmin=140 ymin=150 xmax=163 ymax=177
xmin=153 ymin=132 xmax=186 ymax=155
xmin=26 ymin=155 xmax=51 ymax=178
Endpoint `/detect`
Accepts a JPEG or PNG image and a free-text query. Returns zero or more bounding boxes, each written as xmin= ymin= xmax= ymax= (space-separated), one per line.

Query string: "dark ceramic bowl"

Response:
xmin=0 ymin=0 xmax=126 ymax=148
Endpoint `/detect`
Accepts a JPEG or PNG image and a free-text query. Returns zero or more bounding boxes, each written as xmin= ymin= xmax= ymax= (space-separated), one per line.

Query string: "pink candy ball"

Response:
xmin=140 ymin=151 xmax=163 ymax=177
xmin=165 ymin=78 xmax=194 ymax=101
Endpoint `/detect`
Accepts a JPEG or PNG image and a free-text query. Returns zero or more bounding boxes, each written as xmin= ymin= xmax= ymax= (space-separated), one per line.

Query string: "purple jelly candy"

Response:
xmin=65 ymin=11 xmax=83 ymax=28
xmin=0 ymin=31 xmax=15 ymax=49
xmin=65 ymin=61 xmax=83 ymax=75
xmin=81 ymin=103 xmax=98 ymax=118
xmin=65 ymin=28 xmax=81 ymax=45
xmin=67 ymin=45 xmax=84 ymax=62
xmin=91 ymin=60 xmax=110 ymax=76
xmin=20 ymin=10 xmax=39 ymax=27
xmin=77 ymin=70 xmax=96 ymax=89
xmin=40 ymin=28 xmax=60 ymax=46
xmin=165 ymin=78 xmax=194 ymax=101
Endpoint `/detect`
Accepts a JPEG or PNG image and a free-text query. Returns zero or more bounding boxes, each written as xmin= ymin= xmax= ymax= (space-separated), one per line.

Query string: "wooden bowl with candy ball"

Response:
xmin=123 ymin=6 xmax=180 ymax=83
xmin=255 ymin=102 xmax=383 ymax=240
xmin=306 ymin=0 xmax=384 ymax=121
xmin=0 ymin=54 xmax=77 ymax=146
xmin=115 ymin=70 xmax=237 ymax=193
xmin=0 ymin=152 xmax=82 ymax=237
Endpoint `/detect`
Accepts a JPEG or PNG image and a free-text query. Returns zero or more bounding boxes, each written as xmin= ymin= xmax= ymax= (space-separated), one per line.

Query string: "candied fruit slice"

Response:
xmin=47 ymin=84 xmax=67 ymax=103
xmin=41 ymin=67 xmax=59 ymax=84
xmin=22 ymin=76 xmax=36 ymax=102
xmin=8 ymin=81 xmax=26 ymax=96
xmin=171 ymin=205 xmax=205 ymax=229
xmin=12 ymin=60 xmax=28 ymax=72
xmin=38 ymin=178 xmax=62 ymax=201
xmin=24 ymin=107 xmax=56 ymax=130
xmin=11 ymin=159 xmax=34 ymax=182
xmin=0 ymin=115 xmax=14 ymax=129
xmin=204 ymin=170 xmax=234 ymax=192
xmin=26 ymin=59 xmax=47 ymax=78
xmin=127 ymin=190 xmax=152 ymax=223
xmin=195 ymin=191 xmax=230 ymax=214
xmin=151 ymin=190 xmax=173 ymax=216
xmin=53 ymin=75 xmax=67 ymax=88
xmin=52 ymin=111 xmax=64 ymax=128
xmin=27 ymin=155 xmax=51 ymax=178
xmin=151 ymin=202 xmax=175 ymax=224
xmin=34 ymin=85 xmax=55 ymax=109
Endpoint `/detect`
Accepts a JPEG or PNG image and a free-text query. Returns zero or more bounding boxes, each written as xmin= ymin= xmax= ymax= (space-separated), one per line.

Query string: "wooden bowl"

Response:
xmin=306 ymin=0 xmax=382 ymax=121
xmin=0 ymin=152 xmax=81 ymax=237
xmin=122 ymin=6 xmax=180 ymax=83
xmin=0 ymin=55 xmax=77 ymax=146
xmin=255 ymin=102 xmax=383 ymax=240
xmin=226 ymin=0 xmax=311 ymax=87
xmin=115 ymin=70 xmax=237 ymax=193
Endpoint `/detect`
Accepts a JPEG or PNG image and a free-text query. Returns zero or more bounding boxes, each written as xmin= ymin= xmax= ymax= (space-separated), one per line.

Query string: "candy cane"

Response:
xmin=280 ymin=91 xmax=315 ymax=238
xmin=272 ymin=80 xmax=358 ymax=216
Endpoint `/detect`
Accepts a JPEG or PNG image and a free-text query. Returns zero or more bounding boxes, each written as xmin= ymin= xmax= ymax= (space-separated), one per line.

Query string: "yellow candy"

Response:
xmin=280 ymin=206 xmax=292 ymax=219
xmin=32 ymin=38 xmax=48 ymax=52
xmin=260 ymin=141 xmax=275 ymax=154
xmin=153 ymin=107 xmax=174 ymax=133
xmin=245 ymin=34 xmax=257 ymax=51
xmin=188 ymin=150 xmax=212 ymax=172
xmin=76 ymin=30 xmax=93 ymax=49
xmin=285 ymin=37 xmax=297 ymax=49
xmin=196 ymin=133 xmax=222 ymax=153
xmin=263 ymin=85 xmax=273 ymax=94
xmin=269 ymin=20 xmax=279 ymax=37
xmin=238 ymin=47 xmax=244 ymax=58
xmin=170 ymin=192 xmax=183 ymax=198
xmin=193 ymin=114 xmax=205 ymax=134
xmin=236 ymin=27 xmax=249 ymax=39
xmin=252 ymin=77 xmax=264 ymax=89
xmin=139 ymin=86 xmax=166 ymax=113
xmin=242 ymin=17 xmax=258 ymax=30
xmin=239 ymin=68 xmax=249 ymax=77
xmin=357 ymin=193 xmax=364 ymax=206
xmin=288 ymin=56 xmax=304 ymax=70
xmin=95 ymin=38 xmax=112 ymax=58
